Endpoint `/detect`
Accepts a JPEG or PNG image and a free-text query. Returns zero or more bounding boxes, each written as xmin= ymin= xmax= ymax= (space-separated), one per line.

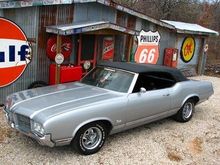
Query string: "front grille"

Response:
xmin=16 ymin=114 xmax=31 ymax=132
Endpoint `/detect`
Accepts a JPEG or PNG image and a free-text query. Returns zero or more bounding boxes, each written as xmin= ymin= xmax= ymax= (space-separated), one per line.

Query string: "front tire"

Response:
xmin=174 ymin=99 xmax=195 ymax=122
xmin=72 ymin=122 xmax=107 ymax=155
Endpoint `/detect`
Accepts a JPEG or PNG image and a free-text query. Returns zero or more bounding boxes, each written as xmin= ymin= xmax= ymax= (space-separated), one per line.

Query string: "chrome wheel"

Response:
xmin=182 ymin=102 xmax=193 ymax=119
xmin=81 ymin=127 xmax=102 ymax=150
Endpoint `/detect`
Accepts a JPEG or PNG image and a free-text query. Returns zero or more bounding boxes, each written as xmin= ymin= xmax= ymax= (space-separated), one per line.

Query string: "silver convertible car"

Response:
xmin=3 ymin=62 xmax=213 ymax=155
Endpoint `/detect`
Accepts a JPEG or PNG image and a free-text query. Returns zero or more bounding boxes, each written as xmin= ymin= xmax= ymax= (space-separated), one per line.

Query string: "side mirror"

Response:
xmin=140 ymin=87 xmax=146 ymax=93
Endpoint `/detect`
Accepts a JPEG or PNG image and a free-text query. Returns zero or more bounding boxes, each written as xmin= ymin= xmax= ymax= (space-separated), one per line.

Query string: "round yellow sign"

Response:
xmin=181 ymin=37 xmax=195 ymax=63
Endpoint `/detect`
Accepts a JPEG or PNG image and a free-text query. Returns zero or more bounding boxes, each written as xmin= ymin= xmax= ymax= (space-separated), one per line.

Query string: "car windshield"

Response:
xmin=81 ymin=66 xmax=134 ymax=93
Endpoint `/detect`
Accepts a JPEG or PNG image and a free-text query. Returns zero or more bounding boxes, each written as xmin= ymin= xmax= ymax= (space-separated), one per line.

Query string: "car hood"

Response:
xmin=6 ymin=82 xmax=122 ymax=120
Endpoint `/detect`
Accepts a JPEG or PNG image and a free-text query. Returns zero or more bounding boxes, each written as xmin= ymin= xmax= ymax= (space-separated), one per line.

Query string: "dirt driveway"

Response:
xmin=0 ymin=76 xmax=219 ymax=165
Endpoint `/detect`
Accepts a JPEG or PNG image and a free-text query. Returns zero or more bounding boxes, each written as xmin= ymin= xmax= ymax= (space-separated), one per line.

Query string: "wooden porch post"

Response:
xmin=55 ymin=35 xmax=61 ymax=84
xmin=93 ymin=35 xmax=98 ymax=68
xmin=127 ymin=35 xmax=133 ymax=62
xmin=77 ymin=34 xmax=82 ymax=66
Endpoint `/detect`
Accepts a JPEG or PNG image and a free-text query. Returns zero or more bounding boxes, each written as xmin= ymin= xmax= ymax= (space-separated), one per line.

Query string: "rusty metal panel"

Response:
xmin=114 ymin=35 xmax=126 ymax=61
xmin=127 ymin=15 xmax=136 ymax=30
xmin=0 ymin=4 xmax=74 ymax=103
xmin=74 ymin=3 xmax=116 ymax=23
xmin=0 ymin=7 xmax=39 ymax=104
xmin=37 ymin=5 xmax=74 ymax=82
xmin=141 ymin=20 xmax=150 ymax=31
xmin=135 ymin=18 xmax=142 ymax=31
xmin=157 ymin=27 xmax=176 ymax=65
xmin=97 ymin=0 xmax=175 ymax=30
xmin=135 ymin=19 xmax=156 ymax=32
xmin=0 ymin=0 xmax=73 ymax=9
xmin=116 ymin=10 xmax=127 ymax=27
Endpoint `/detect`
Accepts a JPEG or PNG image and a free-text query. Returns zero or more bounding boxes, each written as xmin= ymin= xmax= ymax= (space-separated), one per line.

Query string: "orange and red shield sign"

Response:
xmin=134 ymin=30 xmax=160 ymax=64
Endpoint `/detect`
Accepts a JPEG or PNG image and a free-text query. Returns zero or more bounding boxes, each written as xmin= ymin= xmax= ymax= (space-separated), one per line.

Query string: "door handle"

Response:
xmin=163 ymin=94 xmax=170 ymax=97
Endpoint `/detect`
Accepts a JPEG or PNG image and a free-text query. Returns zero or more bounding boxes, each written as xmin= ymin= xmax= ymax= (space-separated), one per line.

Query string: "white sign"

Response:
xmin=55 ymin=53 xmax=64 ymax=65
xmin=135 ymin=30 xmax=161 ymax=64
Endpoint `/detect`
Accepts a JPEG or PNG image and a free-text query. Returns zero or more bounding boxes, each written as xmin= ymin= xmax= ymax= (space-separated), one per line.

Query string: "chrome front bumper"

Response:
xmin=2 ymin=106 xmax=55 ymax=147
xmin=24 ymin=132 xmax=55 ymax=147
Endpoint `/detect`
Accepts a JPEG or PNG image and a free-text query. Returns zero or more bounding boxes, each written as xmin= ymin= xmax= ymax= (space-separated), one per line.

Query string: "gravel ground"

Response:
xmin=0 ymin=76 xmax=220 ymax=165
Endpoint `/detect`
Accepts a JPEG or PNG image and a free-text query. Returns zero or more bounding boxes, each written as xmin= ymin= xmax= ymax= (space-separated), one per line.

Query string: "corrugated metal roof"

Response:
xmin=95 ymin=0 xmax=175 ymax=30
xmin=162 ymin=20 xmax=219 ymax=36
xmin=46 ymin=21 xmax=139 ymax=35
xmin=0 ymin=0 xmax=175 ymax=30
xmin=1 ymin=0 xmax=218 ymax=37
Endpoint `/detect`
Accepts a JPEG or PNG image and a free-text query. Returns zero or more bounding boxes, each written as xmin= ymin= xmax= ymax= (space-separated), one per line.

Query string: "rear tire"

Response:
xmin=72 ymin=122 xmax=107 ymax=155
xmin=173 ymin=99 xmax=195 ymax=122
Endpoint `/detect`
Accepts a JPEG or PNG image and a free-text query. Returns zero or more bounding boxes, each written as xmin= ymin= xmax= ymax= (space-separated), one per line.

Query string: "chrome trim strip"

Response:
xmin=55 ymin=138 xmax=72 ymax=143
xmin=126 ymin=109 xmax=177 ymax=127
xmin=55 ymin=138 xmax=72 ymax=146
xmin=128 ymin=73 xmax=139 ymax=94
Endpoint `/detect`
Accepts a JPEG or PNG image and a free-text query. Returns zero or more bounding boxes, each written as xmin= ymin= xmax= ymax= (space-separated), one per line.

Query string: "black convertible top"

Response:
xmin=98 ymin=61 xmax=187 ymax=82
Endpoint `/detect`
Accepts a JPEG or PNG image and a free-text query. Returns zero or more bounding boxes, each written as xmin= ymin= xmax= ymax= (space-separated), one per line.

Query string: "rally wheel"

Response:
xmin=72 ymin=122 xmax=107 ymax=155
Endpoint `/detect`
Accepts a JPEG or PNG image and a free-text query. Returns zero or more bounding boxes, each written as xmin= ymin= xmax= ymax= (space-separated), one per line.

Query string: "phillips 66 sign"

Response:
xmin=134 ymin=30 xmax=160 ymax=64
xmin=0 ymin=18 xmax=32 ymax=87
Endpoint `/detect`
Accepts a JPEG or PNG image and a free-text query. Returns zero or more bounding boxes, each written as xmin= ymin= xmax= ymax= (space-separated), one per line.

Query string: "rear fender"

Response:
xmin=181 ymin=94 xmax=199 ymax=107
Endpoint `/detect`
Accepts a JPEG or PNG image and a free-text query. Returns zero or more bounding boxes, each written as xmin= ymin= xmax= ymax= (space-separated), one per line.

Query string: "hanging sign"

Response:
xmin=134 ymin=30 xmax=160 ymax=64
xmin=0 ymin=18 xmax=32 ymax=88
xmin=180 ymin=36 xmax=195 ymax=63
xmin=46 ymin=36 xmax=72 ymax=61
xmin=204 ymin=44 xmax=208 ymax=53
xmin=102 ymin=37 xmax=114 ymax=60
xmin=83 ymin=61 xmax=91 ymax=70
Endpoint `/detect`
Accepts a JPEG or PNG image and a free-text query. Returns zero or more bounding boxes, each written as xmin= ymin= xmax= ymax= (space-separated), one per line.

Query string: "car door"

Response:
xmin=125 ymin=73 xmax=173 ymax=127
xmin=126 ymin=88 xmax=171 ymax=127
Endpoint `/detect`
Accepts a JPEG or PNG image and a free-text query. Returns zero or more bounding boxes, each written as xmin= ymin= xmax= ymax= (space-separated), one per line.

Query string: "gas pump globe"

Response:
xmin=83 ymin=61 xmax=91 ymax=70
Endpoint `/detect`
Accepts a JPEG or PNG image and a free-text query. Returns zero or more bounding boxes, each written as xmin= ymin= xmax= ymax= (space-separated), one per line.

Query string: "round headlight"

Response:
xmin=32 ymin=122 xmax=44 ymax=135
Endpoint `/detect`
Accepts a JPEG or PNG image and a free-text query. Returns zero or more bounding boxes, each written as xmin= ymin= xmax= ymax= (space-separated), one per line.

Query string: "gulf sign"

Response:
xmin=135 ymin=30 xmax=160 ymax=64
xmin=0 ymin=18 xmax=32 ymax=87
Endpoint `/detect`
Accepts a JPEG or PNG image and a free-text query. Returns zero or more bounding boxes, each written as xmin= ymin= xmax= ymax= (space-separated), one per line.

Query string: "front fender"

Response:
xmin=71 ymin=117 xmax=114 ymax=138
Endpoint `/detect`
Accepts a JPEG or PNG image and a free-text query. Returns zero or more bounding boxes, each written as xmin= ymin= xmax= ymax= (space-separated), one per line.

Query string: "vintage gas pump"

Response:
xmin=163 ymin=48 xmax=178 ymax=68
xmin=55 ymin=35 xmax=62 ymax=84
xmin=47 ymin=35 xmax=82 ymax=85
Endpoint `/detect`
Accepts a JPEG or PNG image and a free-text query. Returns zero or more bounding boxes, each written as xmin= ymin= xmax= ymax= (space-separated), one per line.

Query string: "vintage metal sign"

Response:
xmin=180 ymin=36 xmax=195 ymax=63
xmin=46 ymin=36 xmax=72 ymax=61
xmin=0 ymin=18 xmax=32 ymax=87
xmin=102 ymin=37 xmax=114 ymax=60
xmin=134 ymin=30 xmax=160 ymax=64
xmin=55 ymin=53 xmax=64 ymax=65
xmin=204 ymin=44 xmax=208 ymax=53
